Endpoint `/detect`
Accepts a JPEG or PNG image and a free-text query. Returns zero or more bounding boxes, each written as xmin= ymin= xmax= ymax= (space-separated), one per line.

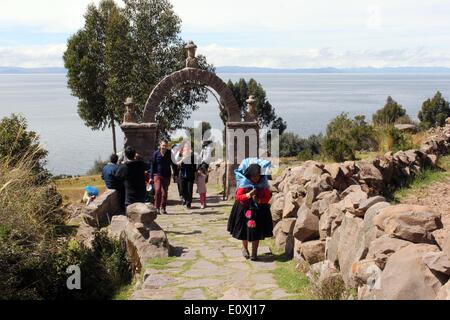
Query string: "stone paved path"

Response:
xmin=131 ymin=185 xmax=294 ymax=300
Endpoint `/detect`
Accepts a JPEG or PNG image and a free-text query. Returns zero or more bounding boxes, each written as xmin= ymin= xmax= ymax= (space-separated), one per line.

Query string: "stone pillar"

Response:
xmin=120 ymin=123 xmax=158 ymax=163
xmin=224 ymin=121 xmax=260 ymax=199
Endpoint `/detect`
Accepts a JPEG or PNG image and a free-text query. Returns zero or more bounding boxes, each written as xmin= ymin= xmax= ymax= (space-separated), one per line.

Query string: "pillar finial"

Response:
xmin=185 ymin=40 xmax=199 ymax=68
xmin=123 ymin=97 xmax=137 ymax=123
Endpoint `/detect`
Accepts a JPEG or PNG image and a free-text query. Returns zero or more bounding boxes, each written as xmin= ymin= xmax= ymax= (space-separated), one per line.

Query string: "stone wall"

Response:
xmin=74 ymin=191 xmax=170 ymax=276
xmin=75 ymin=189 xmax=121 ymax=246
xmin=271 ymin=121 xmax=450 ymax=300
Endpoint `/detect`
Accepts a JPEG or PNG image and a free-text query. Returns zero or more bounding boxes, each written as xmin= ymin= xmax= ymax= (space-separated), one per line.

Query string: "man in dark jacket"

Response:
xmin=150 ymin=140 xmax=177 ymax=215
xmin=115 ymin=146 xmax=149 ymax=207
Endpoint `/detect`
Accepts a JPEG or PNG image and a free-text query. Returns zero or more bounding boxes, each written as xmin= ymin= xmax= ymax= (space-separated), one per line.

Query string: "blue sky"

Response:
xmin=1 ymin=0 xmax=450 ymax=68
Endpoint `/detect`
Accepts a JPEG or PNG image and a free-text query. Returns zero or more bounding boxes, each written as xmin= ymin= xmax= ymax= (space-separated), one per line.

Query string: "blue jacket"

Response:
xmin=102 ymin=163 xmax=120 ymax=189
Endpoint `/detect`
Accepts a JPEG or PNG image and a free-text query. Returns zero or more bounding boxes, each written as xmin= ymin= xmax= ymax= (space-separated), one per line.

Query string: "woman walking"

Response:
xmin=227 ymin=159 xmax=273 ymax=261
xmin=176 ymin=142 xmax=197 ymax=209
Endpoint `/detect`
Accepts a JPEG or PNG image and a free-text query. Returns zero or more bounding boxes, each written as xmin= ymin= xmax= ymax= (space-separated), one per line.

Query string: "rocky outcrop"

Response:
xmin=271 ymin=122 xmax=450 ymax=299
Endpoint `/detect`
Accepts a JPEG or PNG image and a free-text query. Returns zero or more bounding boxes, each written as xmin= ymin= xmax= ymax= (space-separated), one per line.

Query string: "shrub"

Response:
xmin=0 ymin=231 xmax=132 ymax=300
xmin=418 ymin=91 xmax=450 ymax=129
xmin=0 ymin=126 xmax=131 ymax=300
xmin=309 ymin=272 xmax=352 ymax=300
xmin=0 ymin=114 xmax=50 ymax=182
xmin=377 ymin=126 xmax=418 ymax=153
xmin=279 ymin=132 xmax=304 ymax=157
xmin=279 ymin=132 xmax=323 ymax=159
xmin=373 ymin=96 xmax=409 ymax=126
xmin=86 ymin=158 xmax=108 ymax=175
xmin=322 ymin=136 xmax=355 ymax=162
xmin=322 ymin=113 xmax=378 ymax=161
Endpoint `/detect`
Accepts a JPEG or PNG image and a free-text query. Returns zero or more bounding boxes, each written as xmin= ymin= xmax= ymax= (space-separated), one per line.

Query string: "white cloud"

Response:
xmin=199 ymin=44 xmax=450 ymax=68
xmin=0 ymin=44 xmax=66 ymax=67
xmin=0 ymin=0 xmax=105 ymax=33
xmin=1 ymin=0 xmax=450 ymax=68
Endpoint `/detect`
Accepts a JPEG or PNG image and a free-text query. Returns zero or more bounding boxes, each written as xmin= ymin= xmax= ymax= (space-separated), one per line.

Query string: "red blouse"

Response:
xmin=236 ymin=187 xmax=272 ymax=205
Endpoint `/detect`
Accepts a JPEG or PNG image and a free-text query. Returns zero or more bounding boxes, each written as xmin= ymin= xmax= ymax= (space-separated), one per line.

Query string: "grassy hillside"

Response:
xmin=55 ymin=175 xmax=106 ymax=204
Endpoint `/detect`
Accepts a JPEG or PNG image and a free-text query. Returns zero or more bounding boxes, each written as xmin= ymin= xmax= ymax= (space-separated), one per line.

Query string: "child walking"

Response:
xmin=196 ymin=164 xmax=208 ymax=209
xmin=227 ymin=160 xmax=273 ymax=261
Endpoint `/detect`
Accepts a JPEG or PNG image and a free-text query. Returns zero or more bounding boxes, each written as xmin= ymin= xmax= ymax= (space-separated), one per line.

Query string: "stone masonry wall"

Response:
xmin=271 ymin=121 xmax=450 ymax=300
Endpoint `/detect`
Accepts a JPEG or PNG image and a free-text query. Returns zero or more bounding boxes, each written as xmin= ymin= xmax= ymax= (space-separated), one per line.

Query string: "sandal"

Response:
xmin=250 ymin=255 xmax=258 ymax=261
xmin=241 ymin=247 xmax=250 ymax=259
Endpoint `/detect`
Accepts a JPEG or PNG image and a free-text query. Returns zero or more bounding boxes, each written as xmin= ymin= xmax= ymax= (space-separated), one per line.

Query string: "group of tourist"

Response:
xmin=101 ymin=141 xmax=274 ymax=261
xmin=101 ymin=139 xmax=211 ymax=214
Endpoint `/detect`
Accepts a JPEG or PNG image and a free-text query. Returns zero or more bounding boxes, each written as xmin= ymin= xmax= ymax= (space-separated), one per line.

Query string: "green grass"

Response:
xmin=272 ymin=260 xmax=315 ymax=300
xmin=392 ymin=156 xmax=450 ymax=203
xmin=0 ymin=225 xmax=9 ymax=240
xmin=112 ymin=280 xmax=136 ymax=300
xmin=145 ymin=257 xmax=177 ymax=270
xmin=54 ymin=174 xmax=106 ymax=204
xmin=355 ymin=151 xmax=381 ymax=161
xmin=261 ymin=238 xmax=315 ymax=300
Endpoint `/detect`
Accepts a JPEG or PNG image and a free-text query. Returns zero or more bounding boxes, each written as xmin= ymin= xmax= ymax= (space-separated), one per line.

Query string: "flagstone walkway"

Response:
xmin=131 ymin=186 xmax=294 ymax=300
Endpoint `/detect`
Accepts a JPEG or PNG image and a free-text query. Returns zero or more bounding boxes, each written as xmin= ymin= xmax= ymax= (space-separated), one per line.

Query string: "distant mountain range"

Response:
xmin=216 ymin=66 xmax=450 ymax=74
xmin=0 ymin=67 xmax=67 ymax=74
xmin=2 ymin=66 xmax=450 ymax=74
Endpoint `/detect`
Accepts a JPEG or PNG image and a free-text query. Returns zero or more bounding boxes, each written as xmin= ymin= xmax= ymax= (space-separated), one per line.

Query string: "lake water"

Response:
xmin=1 ymin=73 xmax=450 ymax=175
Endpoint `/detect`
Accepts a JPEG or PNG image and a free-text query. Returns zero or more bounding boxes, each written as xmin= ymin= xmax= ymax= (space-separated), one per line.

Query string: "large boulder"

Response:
xmin=274 ymin=218 xmax=296 ymax=256
xmin=337 ymin=213 xmax=368 ymax=287
xmin=305 ymin=182 xmax=321 ymax=207
xmin=300 ymin=240 xmax=325 ymax=264
xmin=356 ymin=161 xmax=384 ymax=192
xmin=282 ymin=191 xmax=300 ymax=218
xmin=358 ymin=196 xmax=386 ymax=215
xmin=422 ymin=252 xmax=450 ymax=276
xmin=366 ymin=235 xmax=411 ymax=269
xmin=324 ymin=163 xmax=348 ymax=191
xmin=306 ymin=260 xmax=341 ymax=285
xmin=436 ymin=280 xmax=450 ymax=300
xmin=443 ymin=233 xmax=450 ymax=258
xmin=376 ymin=244 xmax=446 ymax=300
xmin=293 ymin=204 xmax=319 ymax=242
xmin=342 ymin=189 xmax=368 ymax=217
xmin=127 ymin=203 xmax=157 ymax=225
xmin=123 ymin=221 xmax=170 ymax=274
xmin=350 ymin=258 xmax=382 ymax=288
xmin=312 ymin=190 xmax=340 ymax=217
xmin=319 ymin=203 xmax=345 ymax=239
xmin=107 ymin=215 xmax=129 ymax=239
xmin=340 ymin=184 xmax=363 ymax=198
xmin=271 ymin=167 xmax=291 ymax=191
xmin=363 ymin=201 xmax=391 ymax=247
xmin=373 ymin=204 xmax=442 ymax=244
xmin=270 ymin=193 xmax=285 ymax=224
xmin=325 ymin=228 xmax=341 ymax=266
xmin=302 ymin=162 xmax=324 ymax=181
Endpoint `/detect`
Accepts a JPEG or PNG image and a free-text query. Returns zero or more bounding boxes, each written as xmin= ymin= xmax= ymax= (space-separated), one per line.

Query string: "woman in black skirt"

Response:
xmin=227 ymin=163 xmax=273 ymax=261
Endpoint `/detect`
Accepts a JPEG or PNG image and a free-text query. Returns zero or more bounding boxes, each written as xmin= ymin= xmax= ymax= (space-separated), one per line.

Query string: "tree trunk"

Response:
xmin=111 ymin=113 xmax=117 ymax=154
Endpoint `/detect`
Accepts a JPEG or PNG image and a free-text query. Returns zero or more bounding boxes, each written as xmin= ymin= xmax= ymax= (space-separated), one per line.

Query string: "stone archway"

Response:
xmin=120 ymin=41 xmax=260 ymax=199
xmin=142 ymin=68 xmax=241 ymax=123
